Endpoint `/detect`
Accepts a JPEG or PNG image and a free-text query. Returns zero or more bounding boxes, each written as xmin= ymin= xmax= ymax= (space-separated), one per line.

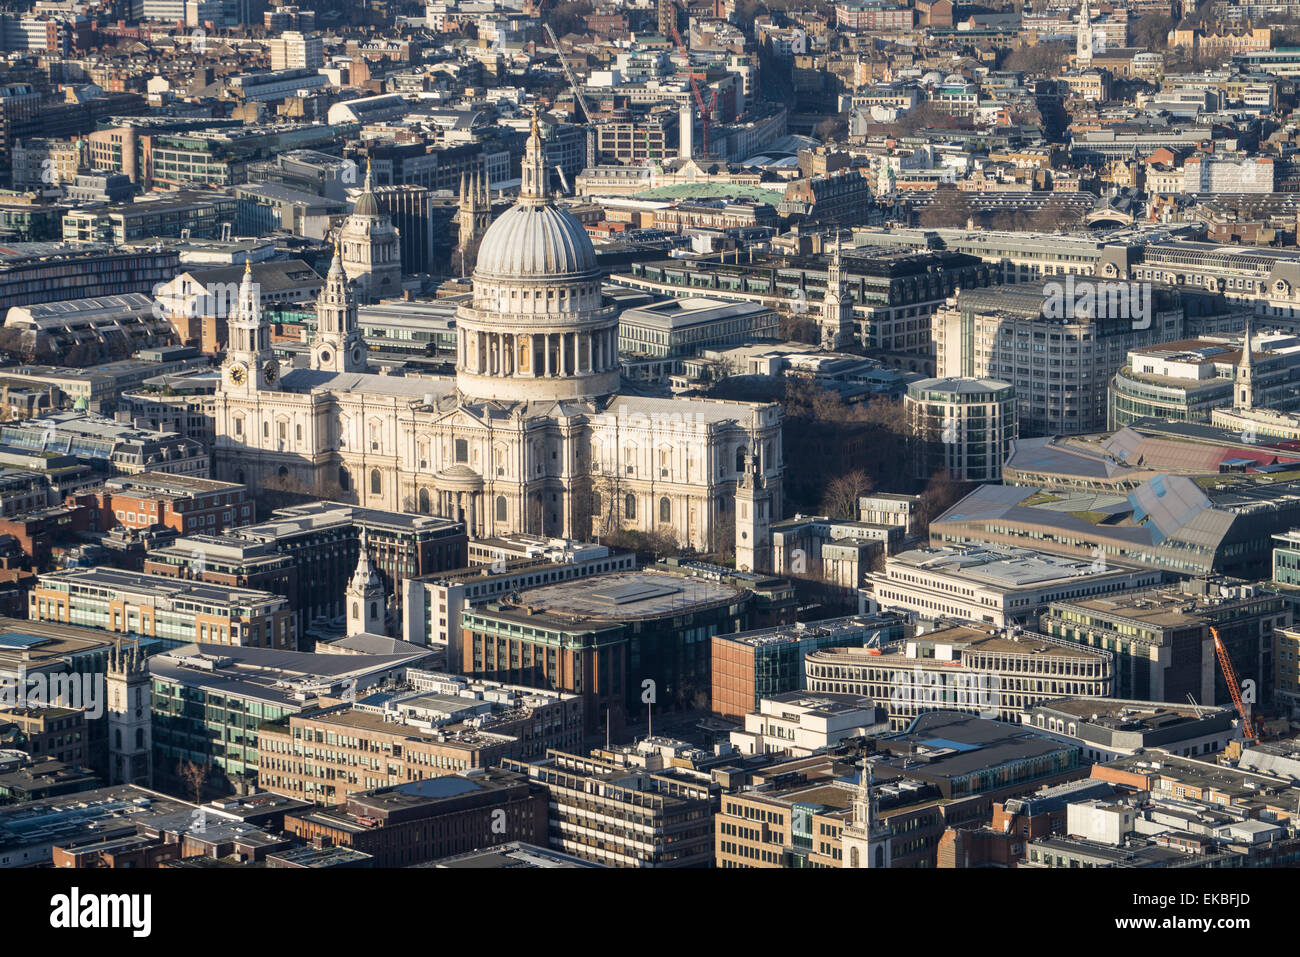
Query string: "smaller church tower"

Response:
xmin=457 ymin=167 xmax=490 ymax=277
xmin=222 ymin=258 xmax=279 ymax=393
xmin=841 ymin=761 xmax=892 ymax=868
xmin=339 ymin=158 xmax=402 ymax=304
xmin=106 ymin=641 xmax=152 ymax=787
xmin=735 ymin=450 xmax=772 ymax=574
xmin=311 ymin=242 xmax=366 ymax=373
xmin=1237 ymin=320 xmax=1255 ymax=411
xmin=820 ymin=245 xmax=855 ymax=351
xmin=1076 ymin=0 xmax=1095 ymax=69
xmin=346 ymin=530 xmax=386 ymax=636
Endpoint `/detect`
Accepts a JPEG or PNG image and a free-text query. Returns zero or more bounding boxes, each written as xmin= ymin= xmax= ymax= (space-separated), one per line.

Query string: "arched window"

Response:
xmin=850 ymin=847 xmax=859 ymax=868
xmin=115 ymin=729 xmax=122 ymax=749
xmin=625 ymin=493 xmax=637 ymax=520
xmin=135 ymin=729 xmax=144 ymax=748
xmin=278 ymin=465 xmax=289 ymax=480
xmin=370 ymin=469 xmax=381 ymax=495
xmin=235 ymin=470 xmax=245 ymax=485
xmin=659 ymin=496 xmax=671 ymax=523
xmin=370 ymin=602 xmax=378 ymax=620
xmin=418 ymin=488 xmax=430 ymax=514
xmin=495 ymin=496 xmax=507 ymax=522
xmin=735 ymin=446 xmax=747 ymax=473
xmin=352 ymin=602 xmax=359 ymax=619
xmin=338 ymin=467 xmax=349 ymax=491
xmin=875 ymin=846 xmax=885 ymax=868
xmin=592 ymin=492 xmax=602 ymax=517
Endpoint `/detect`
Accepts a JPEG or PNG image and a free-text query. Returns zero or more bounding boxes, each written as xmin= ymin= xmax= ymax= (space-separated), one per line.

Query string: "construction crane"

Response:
xmin=543 ymin=22 xmax=598 ymax=169
xmin=670 ymin=25 xmax=714 ymax=158
xmin=544 ymin=22 xmax=594 ymax=123
xmin=1210 ymin=626 xmax=1258 ymax=742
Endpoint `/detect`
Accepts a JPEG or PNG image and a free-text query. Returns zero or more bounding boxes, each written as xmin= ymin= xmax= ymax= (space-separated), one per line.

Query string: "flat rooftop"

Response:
xmin=0 ymin=617 xmax=147 ymax=669
xmin=149 ymin=642 xmax=427 ymax=708
xmin=38 ymin=567 xmax=285 ymax=608
xmin=510 ymin=570 xmax=743 ymax=622
xmin=718 ymin=615 xmax=898 ymax=648
xmin=1049 ymin=586 xmax=1233 ymax=628
xmin=0 ymin=785 xmax=194 ymax=854
xmin=1033 ymin=697 xmax=1231 ymax=729
xmin=810 ymin=623 xmax=1104 ymax=662
xmin=429 ymin=841 xmax=601 ymax=868
xmin=104 ymin=472 xmax=244 ymax=497
xmin=888 ymin=545 xmax=1141 ymax=587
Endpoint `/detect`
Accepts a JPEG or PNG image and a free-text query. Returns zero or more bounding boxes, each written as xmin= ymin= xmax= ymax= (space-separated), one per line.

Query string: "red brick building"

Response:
xmin=69 ymin=473 xmax=251 ymax=536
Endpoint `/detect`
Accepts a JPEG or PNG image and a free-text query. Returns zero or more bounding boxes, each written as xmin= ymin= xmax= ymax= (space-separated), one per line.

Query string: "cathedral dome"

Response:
xmin=473 ymin=203 xmax=598 ymax=280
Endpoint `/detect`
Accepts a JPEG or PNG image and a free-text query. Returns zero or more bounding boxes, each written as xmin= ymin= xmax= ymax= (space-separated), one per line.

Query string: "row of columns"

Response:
xmin=440 ymin=488 xmax=480 ymax=536
xmin=460 ymin=327 xmax=618 ymax=378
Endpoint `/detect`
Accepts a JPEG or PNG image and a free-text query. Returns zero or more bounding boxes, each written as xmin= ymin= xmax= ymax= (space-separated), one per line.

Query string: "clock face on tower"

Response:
xmin=229 ymin=364 xmax=247 ymax=386
xmin=264 ymin=361 xmax=278 ymax=384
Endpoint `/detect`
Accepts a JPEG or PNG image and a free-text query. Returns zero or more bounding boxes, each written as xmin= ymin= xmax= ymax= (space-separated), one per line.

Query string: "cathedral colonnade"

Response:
xmin=458 ymin=326 xmax=621 ymax=378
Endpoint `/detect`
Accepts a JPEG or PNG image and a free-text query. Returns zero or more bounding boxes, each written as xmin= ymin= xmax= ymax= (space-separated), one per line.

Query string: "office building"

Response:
xmin=618 ymin=298 xmax=780 ymax=382
xmin=1039 ymin=578 xmax=1290 ymax=705
xmin=149 ymin=642 xmax=430 ymax=794
xmin=258 ymin=673 xmax=582 ymax=804
xmin=729 ymin=692 xmax=889 ymax=757
xmin=905 ymin=377 xmax=1017 ymax=482
xmin=710 ymin=615 xmax=905 ymax=720
xmin=932 ymin=283 xmax=1184 ymax=436
xmin=29 ymin=568 xmax=296 ymax=650
xmin=717 ymin=712 xmax=1085 ymax=868
xmin=505 ymin=748 xmax=717 ymax=868
xmin=770 ymin=516 xmax=902 ymax=591
xmin=461 ymin=569 xmax=753 ymax=738
xmin=864 ymin=545 xmax=1162 ymax=627
xmin=805 ymin=622 xmax=1113 ymax=729
xmin=401 ymin=545 xmax=635 ymax=656
xmin=70 ymin=473 xmax=251 ymax=536
xmin=1023 ymin=698 xmax=1241 ymax=764
xmin=282 ymin=768 xmax=545 ymax=867
xmin=0 ymin=412 xmax=207 ymax=478
xmin=268 ymin=31 xmax=323 ymax=70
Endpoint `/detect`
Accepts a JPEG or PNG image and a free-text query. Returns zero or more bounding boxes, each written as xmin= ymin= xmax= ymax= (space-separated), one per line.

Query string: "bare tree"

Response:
xmin=178 ymin=759 xmax=209 ymax=805
xmin=917 ymin=187 xmax=974 ymax=228
xmin=821 ymin=468 xmax=874 ymax=518
xmin=916 ymin=470 xmax=970 ymax=538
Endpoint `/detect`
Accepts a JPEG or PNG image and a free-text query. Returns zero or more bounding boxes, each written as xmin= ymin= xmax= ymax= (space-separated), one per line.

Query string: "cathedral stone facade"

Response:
xmin=204 ymin=117 xmax=783 ymax=564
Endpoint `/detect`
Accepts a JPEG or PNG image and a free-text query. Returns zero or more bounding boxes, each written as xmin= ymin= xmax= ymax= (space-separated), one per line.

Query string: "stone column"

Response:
xmin=544 ymin=335 xmax=552 ymax=376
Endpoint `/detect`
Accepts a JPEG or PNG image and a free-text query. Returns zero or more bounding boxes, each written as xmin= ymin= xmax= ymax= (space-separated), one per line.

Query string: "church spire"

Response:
xmin=346 ymin=528 xmax=385 ymax=637
xmin=1237 ymin=320 xmax=1255 ymax=411
xmin=312 ymin=235 xmax=363 ymax=372
xmin=1077 ymin=0 xmax=1095 ymax=68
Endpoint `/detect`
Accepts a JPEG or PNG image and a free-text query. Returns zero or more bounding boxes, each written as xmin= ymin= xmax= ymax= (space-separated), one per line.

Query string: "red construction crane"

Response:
xmin=1210 ymin=626 xmax=1258 ymax=742
xmin=670 ymin=25 xmax=713 ymax=157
